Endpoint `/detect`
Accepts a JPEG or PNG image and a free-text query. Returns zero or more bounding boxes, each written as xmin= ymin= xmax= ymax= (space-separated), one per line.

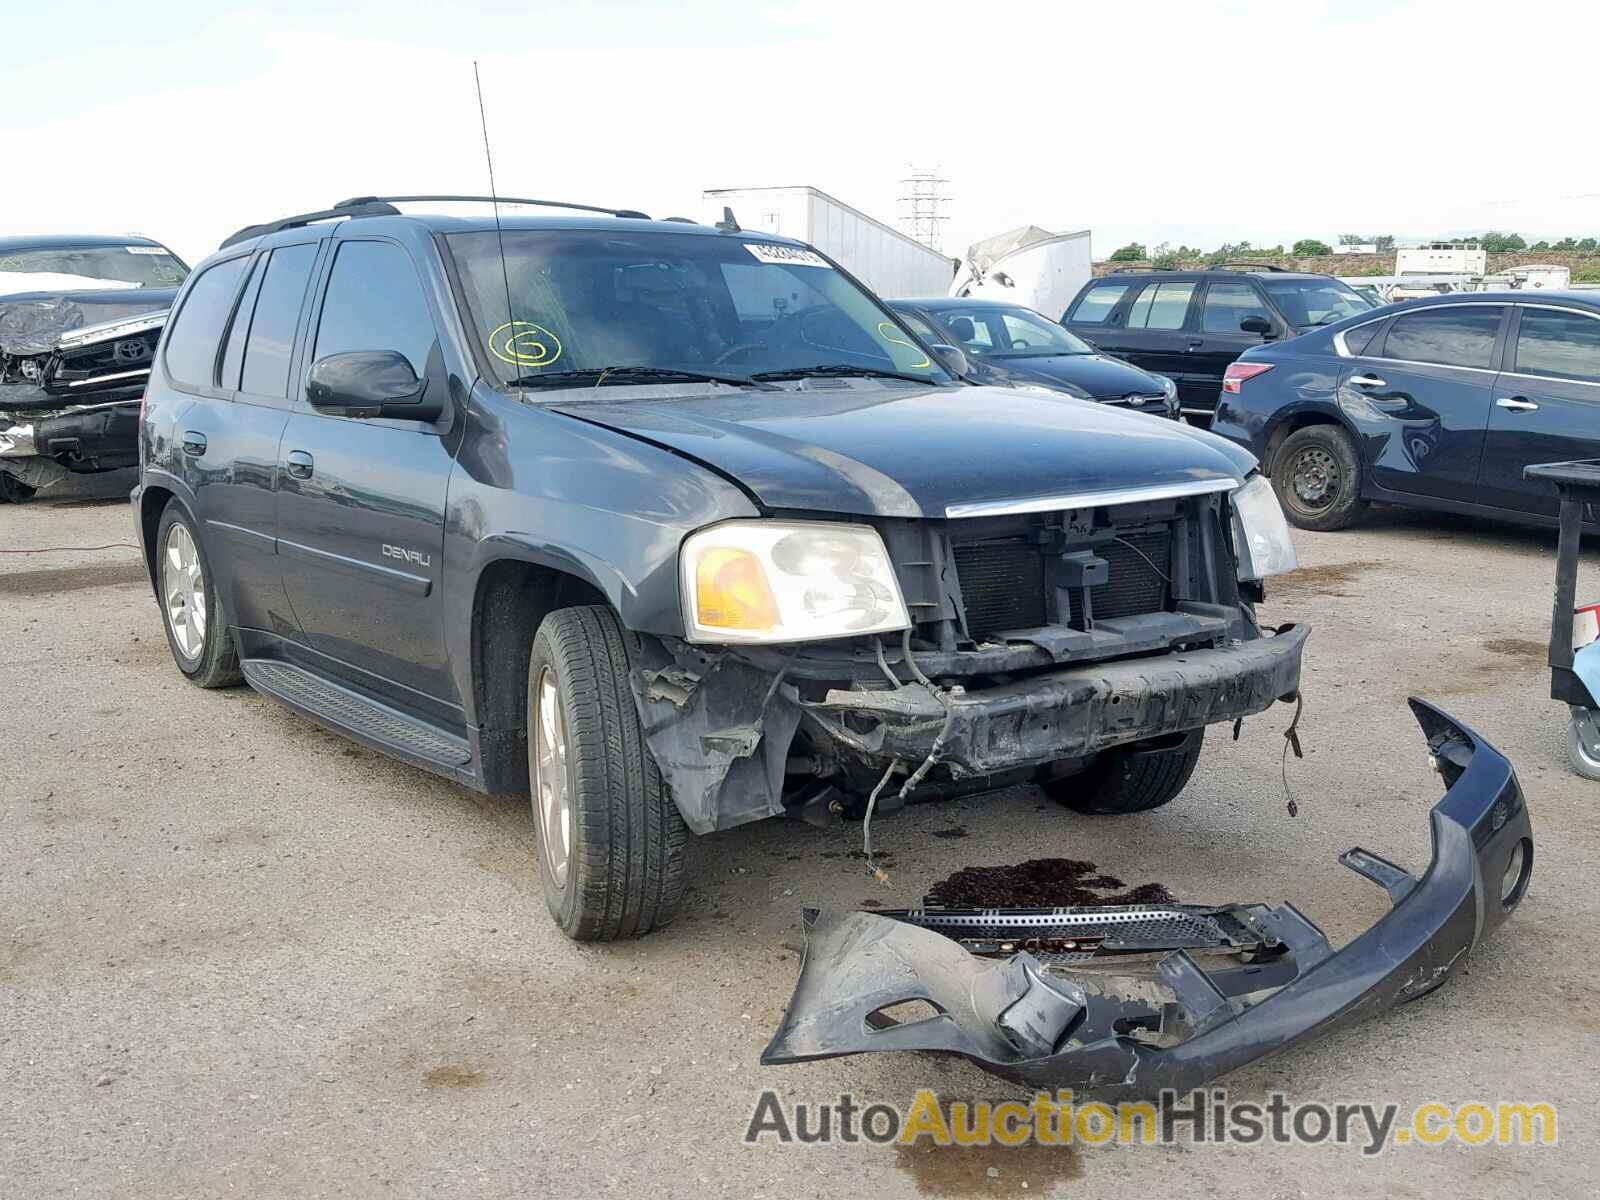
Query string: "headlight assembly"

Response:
xmin=681 ymin=521 xmax=911 ymax=643
xmin=1231 ymin=474 xmax=1298 ymax=580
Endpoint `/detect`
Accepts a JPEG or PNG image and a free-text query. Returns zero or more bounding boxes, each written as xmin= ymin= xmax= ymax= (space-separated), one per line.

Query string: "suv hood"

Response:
xmin=549 ymin=382 xmax=1255 ymax=518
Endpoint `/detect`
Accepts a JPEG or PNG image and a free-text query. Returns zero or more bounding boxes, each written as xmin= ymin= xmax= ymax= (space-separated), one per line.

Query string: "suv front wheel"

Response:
xmin=1272 ymin=424 xmax=1368 ymax=531
xmin=528 ymin=605 xmax=688 ymax=941
xmin=155 ymin=503 xmax=242 ymax=688
xmin=1044 ymin=730 xmax=1204 ymax=814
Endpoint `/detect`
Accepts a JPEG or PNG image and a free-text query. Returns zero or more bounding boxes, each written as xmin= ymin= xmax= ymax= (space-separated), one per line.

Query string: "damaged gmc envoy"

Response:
xmin=138 ymin=196 xmax=1306 ymax=936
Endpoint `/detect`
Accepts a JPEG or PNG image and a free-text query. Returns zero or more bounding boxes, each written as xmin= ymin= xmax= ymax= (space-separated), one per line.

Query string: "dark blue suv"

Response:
xmin=1211 ymin=291 xmax=1600 ymax=530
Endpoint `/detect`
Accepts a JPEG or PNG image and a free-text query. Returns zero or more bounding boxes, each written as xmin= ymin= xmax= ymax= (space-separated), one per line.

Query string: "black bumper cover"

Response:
xmin=762 ymin=699 xmax=1532 ymax=1098
xmin=801 ymin=623 xmax=1307 ymax=775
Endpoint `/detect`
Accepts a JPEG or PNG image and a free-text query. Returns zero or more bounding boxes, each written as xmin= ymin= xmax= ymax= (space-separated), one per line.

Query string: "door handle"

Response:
xmin=285 ymin=450 xmax=314 ymax=480
xmin=1349 ymin=374 xmax=1386 ymax=388
xmin=181 ymin=430 xmax=207 ymax=456
xmin=1496 ymin=397 xmax=1539 ymax=412
xmin=1185 ymin=338 xmax=1203 ymax=350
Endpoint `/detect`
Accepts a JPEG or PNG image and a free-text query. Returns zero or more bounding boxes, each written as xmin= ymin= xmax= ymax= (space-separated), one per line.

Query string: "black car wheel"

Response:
xmin=1043 ymin=730 xmax=1204 ymax=815
xmin=1273 ymin=425 xmax=1368 ymax=531
xmin=155 ymin=503 xmax=243 ymax=688
xmin=0 ymin=472 xmax=37 ymax=503
xmin=527 ymin=605 xmax=688 ymax=941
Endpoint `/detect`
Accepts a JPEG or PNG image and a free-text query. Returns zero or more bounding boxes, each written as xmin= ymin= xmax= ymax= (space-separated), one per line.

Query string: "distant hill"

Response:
xmin=1092 ymin=250 xmax=1600 ymax=281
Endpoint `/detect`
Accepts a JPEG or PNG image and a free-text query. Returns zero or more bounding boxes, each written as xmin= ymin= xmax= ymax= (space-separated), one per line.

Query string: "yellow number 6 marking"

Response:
xmin=489 ymin=321 xmax=562 ymax=368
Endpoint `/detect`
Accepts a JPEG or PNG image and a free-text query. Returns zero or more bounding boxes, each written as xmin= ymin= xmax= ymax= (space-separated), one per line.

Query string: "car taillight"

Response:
xmin=1222 ymin=362 xmax=1274 ymax=394
xmin=1574 ymin=602 xmax=1600 ymax=651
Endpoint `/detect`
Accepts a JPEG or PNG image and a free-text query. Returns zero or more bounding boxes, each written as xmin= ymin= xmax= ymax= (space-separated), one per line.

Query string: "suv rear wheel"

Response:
xmin=1045 ymin=730 xmax=1204 ymax=815
xmin=1272 ymin=424 xmax=1368 ymax=531
xmin=156 ymin=503 xmax=242 ymax=688
xmin=528 ymin=605 xmax=688 ymax=940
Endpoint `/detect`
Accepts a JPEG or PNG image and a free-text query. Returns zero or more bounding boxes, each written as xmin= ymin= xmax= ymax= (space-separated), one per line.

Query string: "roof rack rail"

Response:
xmin=220 ymin=194 xmax=652 ymax=250
xmin=1210 ymin=261 xmax=1291 ymax=272
xmin=1107 ymin=265 xmax=1167 ymax=273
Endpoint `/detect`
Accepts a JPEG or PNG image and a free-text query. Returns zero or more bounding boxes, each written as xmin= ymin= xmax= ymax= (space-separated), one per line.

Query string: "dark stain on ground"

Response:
xmin=1268 ymin=559 xmax=1382 ymax=595
xmin=931 ymin=826 xmax=969 ymax=840
xmin=0 ymin=558 xmax=147 ymax=597
xmin=895 ymin=1124 xmax=1082 ymax=1197
xmin=926 ymin=858 xmax=1172 ymax=908
xmin=1483 ymin=637 xmax=1546 ymax=660
xmin=423 ymin=1064 xmax=485 ymax=1089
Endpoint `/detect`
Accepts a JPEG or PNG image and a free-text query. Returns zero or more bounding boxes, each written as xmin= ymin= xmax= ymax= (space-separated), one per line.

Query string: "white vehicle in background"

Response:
xmin=701 ymin=185 xmax=955 ymax=297
xmin=949 ymin=225 xmax=1092 ymax=320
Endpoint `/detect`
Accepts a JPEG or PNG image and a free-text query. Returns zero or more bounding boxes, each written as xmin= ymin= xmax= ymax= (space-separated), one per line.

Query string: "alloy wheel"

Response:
xmin=162 ymin=522 xmax=207 ymax=661
xmin=534 ymin=667 xmax=573 ymax=887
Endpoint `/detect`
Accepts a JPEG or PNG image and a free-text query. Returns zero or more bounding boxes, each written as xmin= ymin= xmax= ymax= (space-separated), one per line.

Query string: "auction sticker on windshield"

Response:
xmin=744 ymin=243 xmax=832 ymax=268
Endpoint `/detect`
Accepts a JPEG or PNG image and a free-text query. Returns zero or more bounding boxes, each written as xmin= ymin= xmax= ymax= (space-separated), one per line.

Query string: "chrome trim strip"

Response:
xmin=1335 ymin=301 xmax=1506 ymax=365
xmin=55 ymin=311 xmax=167 ymax=350
xmin=1496 ymin=370 xmax=1600 ymax=391
xmin=68 ymin=368 xmax=149 ymax=388
xmin=945 ymin=477 xmax=1238 ymax=519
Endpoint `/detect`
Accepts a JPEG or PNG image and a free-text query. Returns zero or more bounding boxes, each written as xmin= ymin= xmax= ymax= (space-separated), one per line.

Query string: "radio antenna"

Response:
xmin=473 ymin=60 xmax=519 ymax=374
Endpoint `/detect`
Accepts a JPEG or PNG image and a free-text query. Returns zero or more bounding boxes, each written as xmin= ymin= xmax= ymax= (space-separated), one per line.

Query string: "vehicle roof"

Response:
xmin=228 ymin=211 xmax=810 ymax=253
xmin=1096 ymin=269 xmax=1335 ymax=282
xmin=1356 ymin=290 xmax=1600 ymax=315
xmin=886 ymin=297 xmax=1033 ymax=311
xmin=0 ymin=233 xmax=168 ymax=253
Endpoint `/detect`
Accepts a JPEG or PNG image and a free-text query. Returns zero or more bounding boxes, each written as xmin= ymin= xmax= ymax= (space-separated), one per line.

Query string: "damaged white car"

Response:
xmin=0 ymin=234 xmax=188 ymax=502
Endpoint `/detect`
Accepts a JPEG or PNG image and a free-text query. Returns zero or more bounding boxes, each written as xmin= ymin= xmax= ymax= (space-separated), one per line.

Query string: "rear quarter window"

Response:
xmin=1341 ymin=321 xmax=1384 ymax=356
xmin=1067 ymin=282 xmax=1131 ymax=325
xmin=163 ymin=256 xmax=249 ymax=389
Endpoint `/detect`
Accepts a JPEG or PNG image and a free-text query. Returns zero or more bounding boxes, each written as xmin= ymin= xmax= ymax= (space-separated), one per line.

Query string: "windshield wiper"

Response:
xmin=748 ymin=363 xmax=938 ymax=385
xmin=510 ymin=366 xmax=778 ymax=391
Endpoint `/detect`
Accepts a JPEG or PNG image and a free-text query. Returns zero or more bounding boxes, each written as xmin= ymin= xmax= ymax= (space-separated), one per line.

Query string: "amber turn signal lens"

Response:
xmin=695 ymin=547 xmax=779 ymax=632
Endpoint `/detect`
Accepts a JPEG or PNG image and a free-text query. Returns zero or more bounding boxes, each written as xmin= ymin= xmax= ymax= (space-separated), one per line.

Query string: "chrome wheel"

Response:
xmin=534 ymin=667 xmax=573 ymax=887
xmin=1290 ymin=446 xmax=1340 ymax=511
xmin=162 ymin=521 xmax=207 ymax=661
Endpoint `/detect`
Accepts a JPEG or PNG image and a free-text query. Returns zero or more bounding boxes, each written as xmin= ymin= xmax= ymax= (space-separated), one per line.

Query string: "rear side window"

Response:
xmin=313 ymin=241 xmax=437 ymax=375
xmin=163 ymin=256 xmax=248 ymax=388
xmin=1514 ymin=309 xmax=1600 ymax=383
xmin=239 ymin=244 xmax=318 ymax=396
xmin=1128 ymin=282 xmax=1195 ymax=331
xmin=1380 ymin=307 xmax=1502 ymax=369
xmin=1068 ymin=282 xmax=1130 ymax=325
xmin=1341 ymin=321 xmax=1384 ymax=356
xmin=1202 ymin=282 xmax=1272 ymax=333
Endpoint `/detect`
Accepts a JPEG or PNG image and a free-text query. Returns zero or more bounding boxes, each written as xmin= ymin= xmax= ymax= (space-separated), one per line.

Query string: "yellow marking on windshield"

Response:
xmin=876 ymin=321 xmax=931 ymax=369
xmin=489 ymin=320 xmax=562 ymax=368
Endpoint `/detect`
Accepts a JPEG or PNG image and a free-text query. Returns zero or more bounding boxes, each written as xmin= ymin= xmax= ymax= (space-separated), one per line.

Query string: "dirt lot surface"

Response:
xmin=4 ymin=470 xmax=1596 ymax=1198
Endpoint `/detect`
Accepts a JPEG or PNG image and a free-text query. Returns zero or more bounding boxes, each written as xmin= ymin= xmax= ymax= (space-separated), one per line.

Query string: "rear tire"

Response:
xmin=1272 ymin=424 xmax=1368 ymax=531
xmin=1045 ymin=730 xmax=1204 ymax=815
xmin=528 ymin=605 xmax=688 ymax=941
xmin=155 ymin=503 xmax=242 ymax=688
xmin=1566 ymin=711 xmax=1600 ymax=782
xmin=0 ymin=472 xmax=36 ymax=503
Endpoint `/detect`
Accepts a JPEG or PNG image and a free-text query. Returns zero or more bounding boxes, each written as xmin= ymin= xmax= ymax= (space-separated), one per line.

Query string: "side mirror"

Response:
xmin=306 ymin=350 xmax=438 ymax=420
xmin=1240 ymin=315 xmax=1275 ymax=338
xmin=929 ymin=343 xmax=970 ymax=378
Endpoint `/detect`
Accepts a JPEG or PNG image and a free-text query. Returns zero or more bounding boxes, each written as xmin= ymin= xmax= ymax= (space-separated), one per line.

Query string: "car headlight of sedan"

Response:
xmin=1231 ymin=474 xmax=1298 ymax=580
xmin=1155 ymin=374 xmax=1178 ymax=401
xmin=682 ymin=520 xmax=911 ymax=643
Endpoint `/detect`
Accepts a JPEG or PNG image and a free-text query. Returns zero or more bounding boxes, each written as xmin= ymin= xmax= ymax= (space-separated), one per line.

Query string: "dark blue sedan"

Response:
xmin=887 ymin=297 xmax=1180 ymax=419
xmin=1211 ymin=291 xmax=1600 ymax=529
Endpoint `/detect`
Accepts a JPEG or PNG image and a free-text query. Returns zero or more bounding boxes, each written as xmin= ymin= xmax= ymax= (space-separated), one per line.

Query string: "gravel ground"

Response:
xmin=3 ymin=471 xmax=1596 ymax=1198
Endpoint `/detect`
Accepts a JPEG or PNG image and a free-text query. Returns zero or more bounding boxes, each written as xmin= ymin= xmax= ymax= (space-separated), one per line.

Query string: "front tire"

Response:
xmin=1045 ymin=730 xmax=1204 ymax=815
xmin=155 ymin=503 xmax=241 ymax=688
xmin=528 ymin=605 xmax=688 ymax=941
xmin=1566 ymin=710 xmax=1600 ymax=781
xmin=1272 ymin=424 xmax=1368 ymax=531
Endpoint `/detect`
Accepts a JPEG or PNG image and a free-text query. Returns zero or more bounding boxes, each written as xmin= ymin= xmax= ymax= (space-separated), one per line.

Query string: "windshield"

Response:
xmin=446 ymin=229 xmax=950 ymax=388
xmin=0 ymin=245 xmax=189 ymax=295
xmin=927 ymin=304 xmax=1094 ymax=358
xmin=1262 ymin=278 xmax=1374 ymax=328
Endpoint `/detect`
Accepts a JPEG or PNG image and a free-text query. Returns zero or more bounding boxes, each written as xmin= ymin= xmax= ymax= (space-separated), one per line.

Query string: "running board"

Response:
xmin=241 ymin=659 xmax=472 ymax=771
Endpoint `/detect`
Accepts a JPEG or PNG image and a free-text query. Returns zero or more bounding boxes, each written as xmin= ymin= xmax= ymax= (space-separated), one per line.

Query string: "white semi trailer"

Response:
xmin=702 ymin=185 xmax=955 ymax=298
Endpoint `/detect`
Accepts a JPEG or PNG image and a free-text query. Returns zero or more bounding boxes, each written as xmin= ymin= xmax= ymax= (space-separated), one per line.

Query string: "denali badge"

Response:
xmin=382 ymin=544 xmax=431 ymax=568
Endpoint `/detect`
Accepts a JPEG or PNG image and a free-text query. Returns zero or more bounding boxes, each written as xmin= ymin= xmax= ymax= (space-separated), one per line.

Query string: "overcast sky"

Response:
xmin=6 ymin=0 xmax=1598 ymax=266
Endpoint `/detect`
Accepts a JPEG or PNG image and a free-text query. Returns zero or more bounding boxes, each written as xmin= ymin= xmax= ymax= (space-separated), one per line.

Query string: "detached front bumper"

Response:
xmin=801 ymin=624 xmax=1307 ymax=776
xmin=762 ymin=699 xmax=1532 ymax=1098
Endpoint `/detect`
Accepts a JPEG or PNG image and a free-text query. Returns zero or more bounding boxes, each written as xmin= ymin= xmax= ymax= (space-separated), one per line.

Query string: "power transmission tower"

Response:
xmin=899 ymin=168 xmax=950 ymax=252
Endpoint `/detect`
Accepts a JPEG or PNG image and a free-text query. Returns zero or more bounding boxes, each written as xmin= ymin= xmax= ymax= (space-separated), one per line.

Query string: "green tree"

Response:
xmin=1554 ymin=237 xmax=1578 ymax=251
xmin=1149 ymin=242 xmax=1184 ymax=269
xmin=1108 ymin=243 xmax=1146 ymax=262
xmin=1532 ymin=240 xmax=1551 ymax=251
xmin=1293 ymin=239 xmax=1333 ymax=256
xmin=1479 ymin=231 xmax=1527 ymax=253
xmin=1579 ymin=238 xmax=1598 ymax=252
xmin=1374 ymin=234 xmax=1395 ymax=252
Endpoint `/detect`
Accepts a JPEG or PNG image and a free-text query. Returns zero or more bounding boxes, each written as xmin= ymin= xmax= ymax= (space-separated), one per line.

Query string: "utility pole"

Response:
xmin=899 ymin=167 xmax=950 ymax=252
